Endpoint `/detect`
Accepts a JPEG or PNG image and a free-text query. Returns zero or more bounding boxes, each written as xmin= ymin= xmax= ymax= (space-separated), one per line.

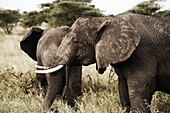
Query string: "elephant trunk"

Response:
xmin=42 ymin=68 xmax=66 ymax=112
xmin=35 ymin=65 xmax=71 ymax=99
xmin=61 ymin=66 xmax=71 ymax=99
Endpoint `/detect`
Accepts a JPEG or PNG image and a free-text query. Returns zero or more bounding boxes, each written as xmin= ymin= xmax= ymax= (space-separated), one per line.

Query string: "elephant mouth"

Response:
xmin=35 ymin=65 xmax=64 ymax=74
xmin=35 ymin=54 xmax=77 ymax=74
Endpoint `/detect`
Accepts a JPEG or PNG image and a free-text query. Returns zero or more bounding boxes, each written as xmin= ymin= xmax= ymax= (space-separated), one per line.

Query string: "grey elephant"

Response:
xmin=20 ymin=26 xmax=82 ymax=112
xmin=38 ymin=13 xmax=170 ymax=112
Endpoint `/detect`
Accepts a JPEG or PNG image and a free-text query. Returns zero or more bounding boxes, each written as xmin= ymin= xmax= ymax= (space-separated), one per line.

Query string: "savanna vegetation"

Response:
xmin=0 ymin=0 xmax=170 ymax=112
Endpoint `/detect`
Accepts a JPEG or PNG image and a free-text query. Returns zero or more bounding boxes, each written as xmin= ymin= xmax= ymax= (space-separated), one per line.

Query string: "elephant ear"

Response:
xmin=95 ymin=18 xmax=141 ymax=73
xmin=20 ymin=26 xmax=44 ymax=61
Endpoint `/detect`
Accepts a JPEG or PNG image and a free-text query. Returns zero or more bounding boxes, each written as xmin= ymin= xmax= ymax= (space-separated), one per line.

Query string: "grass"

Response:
xmin=0 ymin=25 xmax=170 ymax=113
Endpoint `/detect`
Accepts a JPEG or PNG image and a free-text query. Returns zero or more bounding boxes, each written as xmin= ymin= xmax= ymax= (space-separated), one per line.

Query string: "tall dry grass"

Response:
xmin=0 ymin=24 xmax=36 ymax=72
xmin=0 ymin=24 xmax=169 ymax=113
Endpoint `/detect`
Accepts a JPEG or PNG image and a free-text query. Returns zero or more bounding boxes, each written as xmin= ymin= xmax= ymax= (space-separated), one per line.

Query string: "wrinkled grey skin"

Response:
xmin=20 ymin=26 xmax=82 ymax=112
xmin=51 ymin=13 xmax=170 ymax=112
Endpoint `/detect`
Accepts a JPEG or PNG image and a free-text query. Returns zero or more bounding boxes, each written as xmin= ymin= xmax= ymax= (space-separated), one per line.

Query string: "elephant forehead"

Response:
xmin=72 ymin=17 xmax=115 ymax=29
xmin=44 ymin=28 xmax=62 ymax=37
xmin=38 ymin=28 xmax=65 ymax=50
xmin=71 ymin=18 xmax=88 ymax=29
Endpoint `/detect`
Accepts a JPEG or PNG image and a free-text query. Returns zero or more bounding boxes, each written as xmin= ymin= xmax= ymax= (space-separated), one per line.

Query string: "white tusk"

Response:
xmin=35 ymin=65 xmax=50 ymax=70
xmin=35 ymin=65 xmax=64 ymax=74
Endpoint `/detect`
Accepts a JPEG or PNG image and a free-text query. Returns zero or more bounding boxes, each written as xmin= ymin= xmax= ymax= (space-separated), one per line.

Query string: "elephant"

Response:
xmin=38 ymin=13 xmax=170 ymax=112
xmin=20 ymin=26 xmax=82 ymax=112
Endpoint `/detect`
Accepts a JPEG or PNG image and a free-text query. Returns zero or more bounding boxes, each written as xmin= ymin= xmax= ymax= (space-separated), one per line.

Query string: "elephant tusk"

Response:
xmin=35 ymin=65 xmax=64 ymax=74
xmin=35 ymin=65 xmax=50 ymax=70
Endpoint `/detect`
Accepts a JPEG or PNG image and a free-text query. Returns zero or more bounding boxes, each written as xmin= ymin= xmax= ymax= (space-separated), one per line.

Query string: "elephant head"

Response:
xmin=38 ymin=16 xmax=141 ymax=74
xmin=44 ymin=16 xmax=141 ymax=74
xmin=20 ymin=26 xmax=70 ymax=61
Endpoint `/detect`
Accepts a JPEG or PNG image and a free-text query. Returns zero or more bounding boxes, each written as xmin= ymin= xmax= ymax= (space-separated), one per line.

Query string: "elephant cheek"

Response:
xmin=77 ymin=47 xmax=95 ymax=65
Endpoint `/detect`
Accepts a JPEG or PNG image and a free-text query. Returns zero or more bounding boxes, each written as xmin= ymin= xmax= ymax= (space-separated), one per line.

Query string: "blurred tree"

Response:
xmin=156 ymin=10 xmax=170 ymax=19
xmin=127 ymin=0 xmax=162 ymax=16
xmin=126 ymin=0 xmax=170 ymax=20
xmin=53 ymin=0 xmax=92 ymax=4
xmin=20 ymin=0 xmax=103 ymax=28
xmin=39 ymin=2 xmax=55 ymax=23
xmin=20 ymin=11 xmax=45 ymax=28
xmin=48 ymin=1 xmax=103 ymax=26
xmin=0 ymin=10 xmax=20 ymax=34
xmin=38 ymin=0 xmax=93 ymax=24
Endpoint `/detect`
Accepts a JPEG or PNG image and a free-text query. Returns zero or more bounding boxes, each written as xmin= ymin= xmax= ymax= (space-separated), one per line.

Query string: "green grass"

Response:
xmin=0 ymin=25 xmax=170 ymax=113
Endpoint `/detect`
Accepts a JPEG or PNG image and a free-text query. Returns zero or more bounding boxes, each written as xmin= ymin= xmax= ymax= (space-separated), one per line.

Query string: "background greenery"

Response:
xmin=0 ymin=0 xmax=170 ymax=34
xmin=0 ymin=0 xmax=170 ymax=112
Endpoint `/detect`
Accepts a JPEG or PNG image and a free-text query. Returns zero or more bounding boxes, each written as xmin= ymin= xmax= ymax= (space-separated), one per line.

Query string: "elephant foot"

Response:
xmin=72 ymin=104 xmax=79 ymax=112
xmin=66 ymin=98 xmax=79 ymax=111
xmin=130 ymin=108 xmax=151 ymax=113
xmin=42 ymin=108 xmax=58 ymax=113
xmin=123 ymin=107 xmax=131 ymax=113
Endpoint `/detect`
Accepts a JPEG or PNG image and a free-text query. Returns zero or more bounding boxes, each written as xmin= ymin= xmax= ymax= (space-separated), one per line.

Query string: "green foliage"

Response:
xmin=151 ymin=91 xmax=170 ymax=112
xmin=70 ymin=0 xmax=92 ymax=3
xmin=38 ymin=3 xmax=55 ymax=24
xmin=39 ymin=3 xmax=55 ymax=9
xmin=53 ymin=0 xmax=92 ymax=4
xmin=48 ymin=1 xmax=103 ymax=26
xmin=156 ymin=10 xmax=170 ymax=19
xmin=0 ymin=10 xmax=20 ymax=34
xmin=127 ymin=0 xmax=161 ymax=16
xmin=20 ymin=11 xmax=45 ymax=28
xmin=126 ymin=0 xmax=170 ymax=20
xmin=20 ymin=0 xmax=102 ymax=28
xmin=18 ymin=0 xmax=103 ymax=28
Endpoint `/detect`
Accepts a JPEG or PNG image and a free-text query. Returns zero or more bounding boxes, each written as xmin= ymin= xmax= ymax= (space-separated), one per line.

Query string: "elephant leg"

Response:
xmin=43 ymin=68 xmax=65 ymax=112
xmin=114 ymin=64 xmax=131 ymax=112
xmin=36 ymin=73 xmax=47 ymax=96
xmin=67 ymin=66 xmax=82 ymax=107
xmin=118 ymin=78 xmax=131 ymax=112
xmin=127 ymin=74 xmax=156 ymax=113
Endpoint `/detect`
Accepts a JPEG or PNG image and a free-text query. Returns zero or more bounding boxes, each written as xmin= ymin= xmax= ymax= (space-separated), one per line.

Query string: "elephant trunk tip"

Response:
xmin=98 ymin=67 xmax=106 ymax=74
